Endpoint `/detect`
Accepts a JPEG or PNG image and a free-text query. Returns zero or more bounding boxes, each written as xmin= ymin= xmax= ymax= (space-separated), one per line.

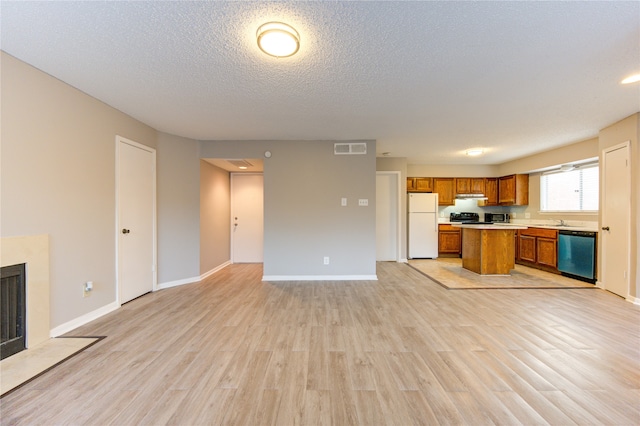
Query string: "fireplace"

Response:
xmin=1 ymin=263 xmax=26 ymax=360
xmin=1 ymin=235 xmax=50 ymax=350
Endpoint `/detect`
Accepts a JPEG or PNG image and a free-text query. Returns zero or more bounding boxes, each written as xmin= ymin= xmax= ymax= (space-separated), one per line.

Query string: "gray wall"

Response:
xmin=200 ymin=140 xmax=377 ymax=277
xmin=1 ymin=52 xmax=157 ymax=328
xmin=157 ymin=132 xmax=200 ymax=284
xmin=200 ymin=161 xmax=230 ymax=275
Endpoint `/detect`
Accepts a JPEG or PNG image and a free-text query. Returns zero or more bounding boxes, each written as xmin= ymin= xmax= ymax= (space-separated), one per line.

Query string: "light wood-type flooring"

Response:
xmin=2 ymin=262 xmax=639 ymax=425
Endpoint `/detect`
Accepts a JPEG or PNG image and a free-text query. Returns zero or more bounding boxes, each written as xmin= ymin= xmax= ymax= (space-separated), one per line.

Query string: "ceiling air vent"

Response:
xmin=334 ymin=142 xmax=367 ymax=155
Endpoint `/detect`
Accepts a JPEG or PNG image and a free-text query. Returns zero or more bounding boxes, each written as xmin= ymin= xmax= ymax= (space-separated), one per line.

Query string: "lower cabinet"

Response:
xmin=516 ymin=228 xmax=558 ymax=272
xmin=438 ymin=224 xmax=461 ymax=256
xmin=518 ymin=234 xmax=536 ymax=263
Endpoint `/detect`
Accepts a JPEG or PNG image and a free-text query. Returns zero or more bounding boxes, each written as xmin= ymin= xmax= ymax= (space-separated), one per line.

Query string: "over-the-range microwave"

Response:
xmin=484 ymin=213 xmax=510 ymax=223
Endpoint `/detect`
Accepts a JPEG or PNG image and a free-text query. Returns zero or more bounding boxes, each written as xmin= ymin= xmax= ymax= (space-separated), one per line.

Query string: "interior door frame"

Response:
xmin=115 ymin=135 xmax=157 ymax=304
xmin=600 ymin=140 xmax=630 ymax=299
xmin=376 ymin=171 xmax=402 ymax=262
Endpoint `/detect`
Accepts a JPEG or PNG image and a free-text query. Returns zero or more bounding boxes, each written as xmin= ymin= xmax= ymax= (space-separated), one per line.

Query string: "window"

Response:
xmin=540 ymin=163 xmax=599 ymax=212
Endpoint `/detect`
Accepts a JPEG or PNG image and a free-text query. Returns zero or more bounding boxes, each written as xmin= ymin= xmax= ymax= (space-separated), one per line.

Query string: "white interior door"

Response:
xmin=376 ymin=172 xmax=400 ymax=261
xmin=117 ymin=137 xmax=156 ymax=303
xmin=231 ymin=173 xmax=263 ymax=263
xmin=601 ymin=142 xmax=630 ymax=298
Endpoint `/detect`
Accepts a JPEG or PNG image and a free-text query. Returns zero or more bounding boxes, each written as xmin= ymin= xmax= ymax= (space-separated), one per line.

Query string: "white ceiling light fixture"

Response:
xmin=621 ymin=73 xmax=640 ymax=84
xmin=257 ymin=22 xmax=300 ymax=58
xmin=227 ymin=159 xmax=253 ymax=169
xmin=466 ymin=148 xmax=484 ymax=156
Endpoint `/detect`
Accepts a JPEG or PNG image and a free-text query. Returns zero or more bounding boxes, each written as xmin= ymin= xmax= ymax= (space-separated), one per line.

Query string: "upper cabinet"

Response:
xmin=407 ymin=177 xmax=433 ymax=193
xmin=455 ymin=178 xmax=470 ymax=194
xmin=456 ymin=178 xmax=484 ymax=194
xmin=498 ymin=174 xmax=529 ymax=206
xmin=433 ymin=178 xmax=455 ymax=205
xmin=479 ymin=177 xmax=498 ymax=206
xmin=470 ymin=178 xmax=485 ymax=194
xmin=455 ymin=178 xmax=485 ymax=195
xmin=407 ymin=174 xmax=528 ymax=206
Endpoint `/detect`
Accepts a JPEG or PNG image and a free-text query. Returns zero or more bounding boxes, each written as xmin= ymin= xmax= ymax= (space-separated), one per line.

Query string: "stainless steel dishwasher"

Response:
xmin=558 ymin=230 xmax=597 ymax=283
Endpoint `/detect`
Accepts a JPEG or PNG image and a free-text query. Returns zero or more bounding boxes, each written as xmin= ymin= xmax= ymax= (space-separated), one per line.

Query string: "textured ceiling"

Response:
xmin=2 ymin=1 xmax=639 ymax=165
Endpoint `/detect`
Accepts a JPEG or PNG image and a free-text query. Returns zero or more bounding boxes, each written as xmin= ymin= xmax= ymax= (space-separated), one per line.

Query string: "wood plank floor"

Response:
xmin=2 ymin=262 xmax=639 ymax=425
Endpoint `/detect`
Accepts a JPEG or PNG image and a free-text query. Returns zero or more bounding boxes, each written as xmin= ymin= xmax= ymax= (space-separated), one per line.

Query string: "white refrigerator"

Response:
xmin=408 ymin=193 xmax=439 ymax=259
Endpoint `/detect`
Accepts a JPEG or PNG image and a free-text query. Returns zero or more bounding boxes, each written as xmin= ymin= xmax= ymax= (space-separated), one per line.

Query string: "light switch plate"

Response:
xmin=341 ymin=198 xmax=347 ymax=206
xmin=358 ymin=199 xmax=368 ymax=206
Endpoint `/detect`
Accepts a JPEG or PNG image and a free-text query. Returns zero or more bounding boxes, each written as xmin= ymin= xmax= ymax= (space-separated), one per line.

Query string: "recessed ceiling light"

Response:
xmin=466 ymin=148 xmax=484 ymax=156
xmin=621 ymin=73 xmax=640 ymax=84
xmin=257 ymin=22 xmax=300 ymax=58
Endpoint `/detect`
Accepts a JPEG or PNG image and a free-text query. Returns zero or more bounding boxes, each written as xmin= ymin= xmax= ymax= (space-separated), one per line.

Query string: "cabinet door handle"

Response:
xmin=122 ymin=228 xmax=130 ymax=234
xmin=601 ymin=226 xmax=610 ymax=231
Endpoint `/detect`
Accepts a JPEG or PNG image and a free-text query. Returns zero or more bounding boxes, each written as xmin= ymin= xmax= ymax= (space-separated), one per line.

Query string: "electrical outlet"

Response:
xmin=341 ymin=198 xmax=347 ymax=207
xmin=83 ymin=281 xmax=93 ymax=298
xmin=323 ymin=256 xmax=330 ymax=265
xmin=525 ymin=212 xmax=531 ymax=219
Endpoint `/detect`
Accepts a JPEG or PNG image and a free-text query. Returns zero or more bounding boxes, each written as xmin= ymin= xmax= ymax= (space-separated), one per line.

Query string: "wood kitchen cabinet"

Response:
xmin=433 ymin=178 xmax=455 ymax=205
xmin=478 ymin=177 xmax=498 ymax=206
xmin=470 ymin=178 xmax=485 ymax=194
xmin=455 ymin=178 xmax=470 ymax=194
xmin=516 ymin=227 xmax=558 ymax=272
xmin=438 ymin=224 xmax=461 ymax=256
xmin=518 ymin=234 xmax=536 ymax=262
xmin=407 ymin=177 xmax=433 ymax=193
xmin=537 ymin=237 xmax=558 ymax=269
xmin=498 ymin=174 xmax=529 ymax=205
xmin=455 ymin=178 xmax=485 ymax=195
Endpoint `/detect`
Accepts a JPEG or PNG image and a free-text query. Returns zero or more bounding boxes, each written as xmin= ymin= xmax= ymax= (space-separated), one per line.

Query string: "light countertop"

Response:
xmin=450 ymin=223 xmax=528 ymax=230
xmin=439 ymin=220 xmax=598 ymax=233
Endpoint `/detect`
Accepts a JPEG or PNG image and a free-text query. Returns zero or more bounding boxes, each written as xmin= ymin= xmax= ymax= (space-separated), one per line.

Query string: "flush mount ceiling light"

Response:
xmin=257 ymin=22 xmax=300 ymax=58
xmin=621 ymin=73 xmax=640 ymax=84
xmin=466 ymin=148 xmax=484 ymax=156
xmin=227 ymin=159 xmax=253 ymax=170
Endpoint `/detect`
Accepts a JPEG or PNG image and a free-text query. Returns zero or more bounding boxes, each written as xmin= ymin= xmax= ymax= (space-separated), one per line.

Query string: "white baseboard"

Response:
xmin=627 ymin=295 xmax=639 ymax=305
xmin=400 ymin=258 xmax=409 ymax=263
xmin=49 ymin=301 xmax=119 ymax=337
xmin=49 ymin=262 xmax=233 ymax=337
xmin=262 ymin=275 xmax=378 ymax=282
xmin=200 ymin=261 xmax=231 ymax=281
xmin=158 ymin=261 xmax=231 ymax=290
xmin=157 ymin=275 xmax=201 ymax=290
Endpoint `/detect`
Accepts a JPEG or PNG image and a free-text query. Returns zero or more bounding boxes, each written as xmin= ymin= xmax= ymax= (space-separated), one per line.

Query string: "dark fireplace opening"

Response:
xmin=1 ymin=263 xmax=26 ymax=360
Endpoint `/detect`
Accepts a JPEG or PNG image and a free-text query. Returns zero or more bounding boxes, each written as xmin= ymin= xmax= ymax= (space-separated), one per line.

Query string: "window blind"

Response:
xmin=540 ymin=163 xmax=599 ymax=212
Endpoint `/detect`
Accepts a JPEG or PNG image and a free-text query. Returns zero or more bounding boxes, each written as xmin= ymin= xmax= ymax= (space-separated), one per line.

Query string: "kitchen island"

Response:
xmin=452 ymin=224 xmax=528 ymax=275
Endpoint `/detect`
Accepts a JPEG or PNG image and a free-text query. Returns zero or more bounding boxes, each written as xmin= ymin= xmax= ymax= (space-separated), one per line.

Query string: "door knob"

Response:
xmin=601 ymin=226 xmax=610 ymax=231
xmin=122 ymin=228 xmax=130 ymax=234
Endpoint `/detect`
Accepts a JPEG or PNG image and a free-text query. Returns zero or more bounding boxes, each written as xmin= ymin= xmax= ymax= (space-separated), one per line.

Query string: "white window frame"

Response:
xmin=539 ymin=163 xmax=599 ymax=214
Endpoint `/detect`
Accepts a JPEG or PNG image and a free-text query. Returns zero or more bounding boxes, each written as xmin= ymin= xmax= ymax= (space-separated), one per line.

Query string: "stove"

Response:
xmin=449 ymin=212 xmax=480 ymax=222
